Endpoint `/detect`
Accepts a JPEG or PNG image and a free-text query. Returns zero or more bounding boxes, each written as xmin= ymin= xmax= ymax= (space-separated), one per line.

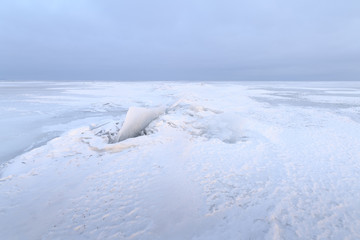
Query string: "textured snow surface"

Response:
xmin=1 ymin=81 xmax=360 ymax=240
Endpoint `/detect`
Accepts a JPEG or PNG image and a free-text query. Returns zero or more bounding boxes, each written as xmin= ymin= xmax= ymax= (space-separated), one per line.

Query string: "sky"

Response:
xmin=0 ymin=0 xmax=359 ymax=81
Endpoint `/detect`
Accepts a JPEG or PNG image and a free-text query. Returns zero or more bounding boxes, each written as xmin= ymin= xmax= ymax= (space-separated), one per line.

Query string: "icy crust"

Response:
xmin=1 ymin=82 xmax=360 ymax=240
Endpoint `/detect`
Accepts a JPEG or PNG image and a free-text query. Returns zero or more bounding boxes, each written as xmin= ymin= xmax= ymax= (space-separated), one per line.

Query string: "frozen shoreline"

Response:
xmin=1 ymin=81 xmax=360 ymax=239
xmin=0 ymin=81 xmax=127 ymax=164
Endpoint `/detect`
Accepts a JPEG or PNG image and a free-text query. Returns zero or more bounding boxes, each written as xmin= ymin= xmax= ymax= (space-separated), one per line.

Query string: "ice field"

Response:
xmin=1 ymin=81 xmax=360 ymax=239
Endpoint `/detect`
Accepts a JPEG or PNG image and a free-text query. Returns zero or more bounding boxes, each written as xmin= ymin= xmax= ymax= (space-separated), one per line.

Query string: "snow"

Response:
xmin=1 ymin=81 xmax=360 ymax=239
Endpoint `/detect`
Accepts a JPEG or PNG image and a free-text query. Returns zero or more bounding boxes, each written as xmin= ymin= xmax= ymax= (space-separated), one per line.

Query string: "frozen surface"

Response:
xmin=0 ymin=81 xmax=127 ymax=163
xmin=1 ymin=81 xmax=360 ymax=239
xmin=114 ymin=106 xmax=166 ymax=142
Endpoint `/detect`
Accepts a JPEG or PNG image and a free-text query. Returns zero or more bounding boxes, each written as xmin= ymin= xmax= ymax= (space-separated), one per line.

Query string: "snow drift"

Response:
xmin=114 ymin=106 xmax=165 ymax=142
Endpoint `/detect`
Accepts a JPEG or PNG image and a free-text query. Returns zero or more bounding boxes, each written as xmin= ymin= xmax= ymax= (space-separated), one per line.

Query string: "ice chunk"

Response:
xmin=114 ymin=106 xmax=165 ymax=142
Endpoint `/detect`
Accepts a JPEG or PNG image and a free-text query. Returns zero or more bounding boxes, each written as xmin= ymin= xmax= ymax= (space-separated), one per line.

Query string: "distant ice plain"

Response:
xmin=1 ymin=81 xmax=360 ymax=239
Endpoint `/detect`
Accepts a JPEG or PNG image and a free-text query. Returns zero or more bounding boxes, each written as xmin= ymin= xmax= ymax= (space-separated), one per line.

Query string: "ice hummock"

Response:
xmin=113 ymin=106 xmax=166 ymax=142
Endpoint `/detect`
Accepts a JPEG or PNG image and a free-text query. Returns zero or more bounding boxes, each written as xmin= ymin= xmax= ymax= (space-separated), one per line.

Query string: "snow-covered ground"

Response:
xmin=1 ymin=81 xmax=360 ymax=239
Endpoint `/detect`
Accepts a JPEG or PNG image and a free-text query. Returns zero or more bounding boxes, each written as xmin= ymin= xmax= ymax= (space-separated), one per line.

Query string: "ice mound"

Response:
xmin=188 ymin=113 xmax=245 ymax=143
xmin=114 ymin=106 xmax=165 ymax=142
xmin=163 ymin=100 xmax=246 ymax=143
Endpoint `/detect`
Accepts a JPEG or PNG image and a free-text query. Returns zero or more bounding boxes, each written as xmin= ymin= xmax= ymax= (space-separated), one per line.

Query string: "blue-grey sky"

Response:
xmin=1 ymin=0 xmax=359 ymax=81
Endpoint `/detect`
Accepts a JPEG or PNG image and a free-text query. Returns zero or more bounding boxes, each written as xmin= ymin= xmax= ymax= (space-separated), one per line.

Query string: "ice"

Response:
xmin=1 ymin=81 xmax=360 ymax=239
xmin=114 ymin=106 xmax=165 ymax=142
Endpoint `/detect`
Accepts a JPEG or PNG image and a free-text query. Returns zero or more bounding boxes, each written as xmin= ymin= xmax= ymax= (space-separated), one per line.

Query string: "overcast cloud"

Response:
xmin=0 ymin=0 xmax=359 ymax=81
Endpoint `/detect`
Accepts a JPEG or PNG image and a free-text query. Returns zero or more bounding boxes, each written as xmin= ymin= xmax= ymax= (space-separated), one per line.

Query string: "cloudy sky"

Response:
xmin=0 ymin=0 xmax=359 ymax=81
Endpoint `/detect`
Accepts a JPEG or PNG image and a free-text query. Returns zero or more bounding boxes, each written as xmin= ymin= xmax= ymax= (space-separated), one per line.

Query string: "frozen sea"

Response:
xmin=1 ymin=81 xmax=360 ymax=239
